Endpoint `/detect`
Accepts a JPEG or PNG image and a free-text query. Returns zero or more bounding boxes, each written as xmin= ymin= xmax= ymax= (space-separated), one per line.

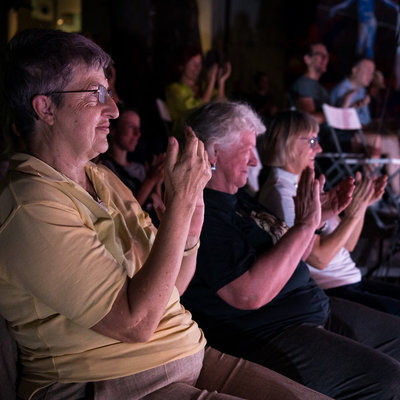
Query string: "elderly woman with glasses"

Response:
xmin=258 ymin=110 xmax=400 ymax=316
xmin=0 ymin=29 xmax=337 ymax=400
xmin=181 ymin=101 xmax=400 ymax=399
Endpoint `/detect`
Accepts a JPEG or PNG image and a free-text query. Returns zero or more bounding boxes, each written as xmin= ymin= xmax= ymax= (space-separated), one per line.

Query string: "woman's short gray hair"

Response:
xmin=2 ymin=28 xmax=112 ymax=143
xmin=184 ymin=101 xmax=265 ymax=152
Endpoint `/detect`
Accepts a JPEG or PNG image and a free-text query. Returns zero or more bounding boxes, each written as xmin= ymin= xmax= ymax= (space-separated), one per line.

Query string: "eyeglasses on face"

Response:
xmin=300 ymin=136 xmax=319 ymax=149
xmin=43 ymin=84 xmax=113 ymax=104
xmin=311 ymin=51 xmax=329 ymax=60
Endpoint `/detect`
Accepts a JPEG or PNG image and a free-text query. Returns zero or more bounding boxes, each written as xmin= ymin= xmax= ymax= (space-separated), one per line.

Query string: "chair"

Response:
xmin=155 ymin=98 xmax=172 ymax=137
xmin=317 ymin=104 xmax=400 ymax=276
xmin=316 ymin=104 xmax=400 ymax=190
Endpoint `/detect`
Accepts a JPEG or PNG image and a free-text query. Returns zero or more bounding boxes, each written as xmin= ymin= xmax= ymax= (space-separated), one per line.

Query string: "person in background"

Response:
xmin=181 ymin=100 xmax=400 ymax=399
xmin=99 ymin=104 xmax=165 ymax=211
xmin=290 ymin=42 xmax=330 ymax=124
xmin=0 ymin=28 xmax=334 ymax=400
xmin=289 ymin=42 xmax=336 ymax=154
xmin=331 ymin=58 xmax=400 ymax=193
xmin=246 ymin=72 xmax=278 ymax=125
xmin=368 ymin=69 xmax=386 ymax=120
xmin=258 ymin=109 xmax=400 ymax=317
xmin=165 ymin=47 xmax=231 ymax=141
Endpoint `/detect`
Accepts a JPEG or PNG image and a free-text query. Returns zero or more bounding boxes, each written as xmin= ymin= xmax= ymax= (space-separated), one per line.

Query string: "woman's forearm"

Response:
xmin=307 ymin=214 xmax=363 ymax=268
xmin=217 ymin=222 xmax=316 ymax=310
xmin=92 ymin=199 xmax=195 ymax=342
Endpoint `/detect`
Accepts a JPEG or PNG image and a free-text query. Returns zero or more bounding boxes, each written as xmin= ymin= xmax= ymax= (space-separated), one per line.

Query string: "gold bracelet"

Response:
xmin=183 ymin=239 xmax=200 ymax=256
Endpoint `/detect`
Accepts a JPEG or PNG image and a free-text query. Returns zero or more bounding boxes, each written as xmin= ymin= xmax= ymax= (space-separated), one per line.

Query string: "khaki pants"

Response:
xmin=30 ymin=347 xmax=331 ymax=400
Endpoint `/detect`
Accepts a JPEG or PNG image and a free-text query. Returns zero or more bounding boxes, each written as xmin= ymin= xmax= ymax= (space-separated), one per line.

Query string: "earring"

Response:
xmin=211 ymin=163 xmax=216 ymax=171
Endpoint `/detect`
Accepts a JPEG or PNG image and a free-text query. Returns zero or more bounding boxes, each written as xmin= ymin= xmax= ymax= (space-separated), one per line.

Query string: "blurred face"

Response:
xmin=285 ymin=129 xmax=321 ymax=175
xmin=182 ymin=54 xmax=202 ymax=81
xmin=353 ymin=60 xmax=375 ymax=88
xmin=213 ymin=130 xmax=258 ymax=194
xmin=258 ymin=75 xmax=269 ymax=91
xmin=113 ymin=111 xmax=141 ymax=152
xmin=51 ymin=63 xmax=119 ymax=163
xmin=306 ymin=44 xmax=329 ymax=75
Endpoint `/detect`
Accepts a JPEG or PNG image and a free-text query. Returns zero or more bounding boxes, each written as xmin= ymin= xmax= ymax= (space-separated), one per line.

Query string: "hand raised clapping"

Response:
xmin=319 ymin=175 xmax=354 ymax=221
xmin=294 ymin=167 xmax=321 ymax=231
xmin=344 ymin=171 xmax=387 ymax=218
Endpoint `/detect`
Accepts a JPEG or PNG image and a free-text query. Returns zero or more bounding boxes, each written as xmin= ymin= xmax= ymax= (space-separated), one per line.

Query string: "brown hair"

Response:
xmin=259 ymin=110 xmax=318 ymax=168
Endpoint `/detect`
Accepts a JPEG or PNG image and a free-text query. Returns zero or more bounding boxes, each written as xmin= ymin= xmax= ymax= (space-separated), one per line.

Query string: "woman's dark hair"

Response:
xmin=176 ymin=45 xmax=203 ymax=70
xmin=2 ymin=28 xmax=112 ymax=142
xmin=110 ymin=104 xmax=140 ymax=129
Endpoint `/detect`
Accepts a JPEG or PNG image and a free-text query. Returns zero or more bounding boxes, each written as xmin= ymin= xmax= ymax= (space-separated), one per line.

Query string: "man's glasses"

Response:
xmin=43 ymin=85 xmax=113 ymax=104
xmin=310 ymin=51 xmax=329 ymax=60
xmin=300 ymin=136 xmax=319 ymax=149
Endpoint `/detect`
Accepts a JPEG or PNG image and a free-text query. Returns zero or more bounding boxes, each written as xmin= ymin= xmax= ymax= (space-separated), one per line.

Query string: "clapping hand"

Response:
xmin=294 ymin=167 xmax=321 ymax=230
xmin=342 ymin=171 xmax=387 ymax=221
xmin=369 ymin=174 xmax=387 ymax=206
xmin=218 ymin=61 xmax=232 ymax=83
xmin=153 ymin=127 xmax=211 ymax=246
xmin=145 ymin=153 xmax=166 ymax=185
xmin=319 ymin=174 xmax=355 ymax=221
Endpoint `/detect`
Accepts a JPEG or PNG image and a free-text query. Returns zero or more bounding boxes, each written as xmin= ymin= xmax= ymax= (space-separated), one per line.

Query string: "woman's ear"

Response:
xmin=31 ymin=95 xmax=55 ymax=125
xmin=208 ymin=143 xmax=219 ymax=164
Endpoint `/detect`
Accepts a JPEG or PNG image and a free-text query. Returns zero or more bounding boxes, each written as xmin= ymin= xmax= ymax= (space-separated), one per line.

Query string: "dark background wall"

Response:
xmin=2 ymin=0 xmax=399 ymax=158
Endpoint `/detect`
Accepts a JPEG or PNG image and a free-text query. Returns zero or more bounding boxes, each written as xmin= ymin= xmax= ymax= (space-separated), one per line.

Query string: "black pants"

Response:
xmin=325 ymin=278 xmax=400 ymax=316
xmin=241 ymin=297 xmax=400 ymax=399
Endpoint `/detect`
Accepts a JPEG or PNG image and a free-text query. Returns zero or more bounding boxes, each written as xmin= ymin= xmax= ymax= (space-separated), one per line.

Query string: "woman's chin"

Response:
xmin=95 ymin=143 xmax=109 ymax=156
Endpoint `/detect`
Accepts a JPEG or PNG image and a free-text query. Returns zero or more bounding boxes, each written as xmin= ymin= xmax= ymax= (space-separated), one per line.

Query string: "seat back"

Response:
xmin=319 ymin=104 xmax=400 ymax=269
xmin=316 ymin=104 xmax=366 ymax=188
xmin=322 ymin=104 xmax=362 ymax=130
xmin=155 ymin=98 xmax=172 ymax=137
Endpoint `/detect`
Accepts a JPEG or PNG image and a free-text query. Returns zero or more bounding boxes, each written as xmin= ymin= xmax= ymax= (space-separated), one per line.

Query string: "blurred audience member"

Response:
xmin=166 ymin=47 xmax=231 ymax=141
xmin=368 ymin=69 xmax=386 ymax=120
xmin=99 ymin=105 xmax=165 ymax=211
xmin=331 ymin=58 xmax=400 ymax=193
xmin=290 ymin=43 xmax=330 ymax=124
xmin=245 ymin=72 xmax=278 ymax=125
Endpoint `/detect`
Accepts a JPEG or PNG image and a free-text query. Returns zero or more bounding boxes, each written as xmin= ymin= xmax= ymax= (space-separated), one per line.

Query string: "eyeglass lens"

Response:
xmin=98 ymin=85 xmax=113 ymax=103
xmin=309 ymin=137 xmax=318 ymax=148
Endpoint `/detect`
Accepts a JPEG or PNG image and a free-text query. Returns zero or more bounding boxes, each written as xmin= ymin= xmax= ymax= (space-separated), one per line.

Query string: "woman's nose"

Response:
xmin=249 ymin=150 xmax=258 ymax=166
xmin=105 ymin=95 xmax=119 ymax=120
xmin=314 ymin=141 xmax=322 ymax=154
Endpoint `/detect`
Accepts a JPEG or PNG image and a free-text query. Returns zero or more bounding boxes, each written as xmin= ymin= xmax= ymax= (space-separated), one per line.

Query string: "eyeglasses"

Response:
xmin=310 ymin=51 xmax=329 ymax=60
xmin=300 ymin=136 xmax=319 ymax=149
xmin=43 ymin=84 xmax=113 ymax=104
